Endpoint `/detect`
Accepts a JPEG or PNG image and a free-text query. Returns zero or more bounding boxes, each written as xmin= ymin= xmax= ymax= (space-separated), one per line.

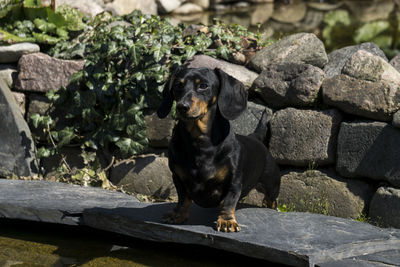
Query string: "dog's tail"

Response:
xmin=250 ymin=109 xmax=271 ymax=145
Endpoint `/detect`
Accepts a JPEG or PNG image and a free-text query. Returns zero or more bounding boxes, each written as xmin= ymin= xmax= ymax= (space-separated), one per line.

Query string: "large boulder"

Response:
xmin=15 ymin=53 xmax=85 ymax=93
xmin=0 ymin=43 xmax=40 ymax=64
xmin=249 ymin=33 xmax=328 ymax=73
xmin=0 ymin=80 xmax=38 ymax=177
xmin=337 ymin=121 xmax=400 ymax=187
xmin=251 ymin=63 xmax=325 ymax=108
xmin=323 ymin=42 xmax=388 ymax=78
xmin=278 ymin=170 xmax=374 ymax=219
xmin=269 ymin=108 xmax=342 ymax=166
xmin=186 ymin=54 xmax=258 ymax=90
xmin=342 ymin=50 xmax=400 ymax=85
xmin=322 ymin=75 xmax=400 ymax=121
xmin=369 ymin=186 xmax=400 ymax=228
xmin=109 ymin=154 xmax=176 ymax=200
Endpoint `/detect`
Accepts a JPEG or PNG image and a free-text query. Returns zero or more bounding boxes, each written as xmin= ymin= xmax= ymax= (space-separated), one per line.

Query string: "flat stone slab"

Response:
xmin=0 ymin=179 xmax=139 ymax=225
xmin=1 ymin=180 xmax=400 ymax=267
xmin=0 ymin=43 xmax=40 ymax=63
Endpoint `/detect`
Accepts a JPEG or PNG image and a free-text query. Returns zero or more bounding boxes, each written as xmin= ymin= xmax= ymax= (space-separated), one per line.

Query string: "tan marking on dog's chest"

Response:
xmin=213 ymin=165 xmax=229 ymax=182
xmin=186 ymin=109 xmax=211 ymax=138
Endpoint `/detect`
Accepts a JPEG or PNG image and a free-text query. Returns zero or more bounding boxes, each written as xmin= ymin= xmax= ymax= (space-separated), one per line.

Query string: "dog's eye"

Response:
xmin=198 ymin=83 xmax=208 ymax=90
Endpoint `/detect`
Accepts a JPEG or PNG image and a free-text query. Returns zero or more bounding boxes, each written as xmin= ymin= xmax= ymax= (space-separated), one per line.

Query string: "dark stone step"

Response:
xmin=0 ymin=179 xmax=399 ymax=267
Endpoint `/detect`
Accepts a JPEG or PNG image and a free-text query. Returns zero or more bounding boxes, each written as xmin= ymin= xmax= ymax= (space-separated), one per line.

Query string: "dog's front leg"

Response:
xmin=163 ymin=174 xmax=192 ymax=224
xmin=217 ymin=183 xmax=241 ymax=232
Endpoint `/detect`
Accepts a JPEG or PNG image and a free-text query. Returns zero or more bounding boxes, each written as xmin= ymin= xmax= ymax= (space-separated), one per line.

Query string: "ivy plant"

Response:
xmin=32 ymin=10 xmax=264 ymax=163
xmin=0 ymin=0 xmax=86 ymax=47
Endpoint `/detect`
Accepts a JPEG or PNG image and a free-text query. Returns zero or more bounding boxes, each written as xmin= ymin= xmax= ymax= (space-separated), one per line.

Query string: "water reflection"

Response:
xmin=0 ymin=219 xmax=286 ymax=267
xmin=169 ymin=0 xmax=400 ymax=58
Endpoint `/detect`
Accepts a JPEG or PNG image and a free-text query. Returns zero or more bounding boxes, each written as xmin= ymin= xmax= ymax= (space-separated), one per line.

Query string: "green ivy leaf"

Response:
xmin=217 ymin=45 xmax=230 ymax=60
xmin=30 ymin=113 xmax=41 ymax=129
xmin=57 ymin=127 xmax=75 ymax=147
xmin=37 ymin=146 xmax=52 ymax=158
xmin=116 ymin=137 xmax=144 ymax=157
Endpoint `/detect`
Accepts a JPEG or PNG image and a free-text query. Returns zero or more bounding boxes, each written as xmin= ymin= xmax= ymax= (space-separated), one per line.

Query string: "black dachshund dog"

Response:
xmin=157 ymin=67 xmax=281 ymax=232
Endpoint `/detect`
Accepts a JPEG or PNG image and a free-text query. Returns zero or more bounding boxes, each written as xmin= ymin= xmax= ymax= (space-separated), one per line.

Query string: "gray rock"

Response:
xmin=1 ymin=179 xmax=400 ymax=266
xmin=157 ymin=0 xmax=183 ymax=13
xmin=145 ymin=111 xmax=175 ymax=148
xmin=0 ymin=80 xmax=38 ymax=177
xmin=231 ymin=101 xmax=273 ymax=136
xmin=27 ymin=94 xmax=51 ymax=116
xmin=12 ymin=91 xmax=25 ymax=115
xmin=390 ymin=53 xmax=400 ymax=73
xmin=106 ymin=0 xmax=157 ymax=15
xmin=294 ymin=9 xmax=325 ymax=32
xmin=271 ymin=1 xmax=306 ymax=23
xmin=322 ymin=75 xmax=400 ymax=121
xmin=269 ymin=108 xmax=342 ymax=166
xmin=346 ymin=0 xmax=394 ymax=23
xmin=0 ymin=64 xmax=17 ymax=88
xmin=0 ymin=43 xmax=40 ymax=64
xmin=307 ymin=2 xmax=343 ymax=11
xmin=190 ymin=0 xmax=210 ymax=9
xmin=249 ymin=33 xmax=328 ymax=72
xmin=110 ymin=154 xmax=176 ymax=200
xmin=15 ymin=53 xmax=85 ymax=93
xmin=369 ymin=186 xmax=400 ymax=229
xmin=0 ymin=179 xmax=139 ymax=225
xmin=252 ymin=63 xmax=325 ymax=108
xmin=336 ymin=121 xmax=400 ymax=187
xmin=278 ymin=170 xmax=374 ymax=219
xmin=250 ymin=3 xmax=273 ymax=25
xmin=56 ymin=0 xmax=104 ymax=17
xmin=324 ymin=43 xmax=388 ymax=78
xmin=186 ymin=54 xmax=258 ymax=90
xmin=342 ymin=50 xmax=400 ymax=84
xmin=393 ymin=110 xmax=400 ymax=128
xmin=172 ymin=3 xmax=203 ymax=14
xmin=26 ymin=94 xmax=52 ymax=141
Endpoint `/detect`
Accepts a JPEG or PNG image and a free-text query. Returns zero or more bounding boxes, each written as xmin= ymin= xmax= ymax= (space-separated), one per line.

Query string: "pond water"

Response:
xmin=170 ymin=0 xmax=400 ymax=58
xmin=0 ymin=219 xmax=285 ymax=267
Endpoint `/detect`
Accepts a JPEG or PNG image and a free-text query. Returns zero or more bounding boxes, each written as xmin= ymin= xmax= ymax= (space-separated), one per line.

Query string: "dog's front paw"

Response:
xmin=216 ymin=217 xmax=241 ymax=232
xmin=163 ymin=210 xmax=189 ymax=224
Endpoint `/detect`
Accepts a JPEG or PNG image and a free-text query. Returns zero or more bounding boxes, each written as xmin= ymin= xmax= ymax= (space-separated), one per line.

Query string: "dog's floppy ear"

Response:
xmin=215 ymin=68 xmax=247 ymax=120
xmin=157 ymin=76 xmax=174 ymax=118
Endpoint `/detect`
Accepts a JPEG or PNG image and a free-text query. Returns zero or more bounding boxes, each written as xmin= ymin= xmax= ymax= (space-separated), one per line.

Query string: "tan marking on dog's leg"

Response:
xmin=163 ymin=196 xmax=192 ymax=224
xmin=216 ymin=209 xmax=240 ymax=232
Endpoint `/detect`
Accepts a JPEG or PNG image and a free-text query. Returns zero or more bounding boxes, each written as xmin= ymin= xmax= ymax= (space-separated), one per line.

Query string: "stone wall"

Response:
xmin=1 ymin=32 xmax=400 ymax=228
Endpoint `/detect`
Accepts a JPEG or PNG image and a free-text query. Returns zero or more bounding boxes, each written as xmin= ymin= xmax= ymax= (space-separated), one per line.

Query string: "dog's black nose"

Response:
xmin=177 ymin=102 xmax=190 ymax=113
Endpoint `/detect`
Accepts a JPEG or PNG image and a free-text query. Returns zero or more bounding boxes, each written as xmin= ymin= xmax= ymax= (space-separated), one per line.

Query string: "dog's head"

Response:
xmin=157 ymin=67 xmax=247 ymax=121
